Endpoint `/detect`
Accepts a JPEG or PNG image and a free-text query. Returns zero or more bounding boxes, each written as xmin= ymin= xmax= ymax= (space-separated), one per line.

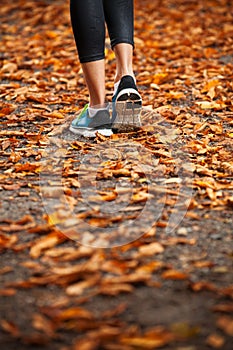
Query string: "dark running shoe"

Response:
xmin=112 ymin=75 xmax=142 ymax=133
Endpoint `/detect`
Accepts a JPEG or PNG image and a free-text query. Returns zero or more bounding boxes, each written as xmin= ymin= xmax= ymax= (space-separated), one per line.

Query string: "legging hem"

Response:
xmin=79 ymin=54 xmax=105 ymax=64
xmin=111 ymin=39 xmax=134 ymax=50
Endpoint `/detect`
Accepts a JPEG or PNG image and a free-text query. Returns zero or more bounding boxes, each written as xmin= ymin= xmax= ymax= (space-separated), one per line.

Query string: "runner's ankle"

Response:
xmin=88 ymin=103 xmax=110 ymax=118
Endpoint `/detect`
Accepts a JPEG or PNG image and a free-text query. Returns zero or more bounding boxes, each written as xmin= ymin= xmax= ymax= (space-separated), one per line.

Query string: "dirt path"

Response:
xmin=0 ymin=0 xmax=232 ymax=349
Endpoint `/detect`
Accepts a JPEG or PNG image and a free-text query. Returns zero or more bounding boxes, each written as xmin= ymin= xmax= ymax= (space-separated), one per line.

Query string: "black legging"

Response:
xmin=70 ymin=0 xmax=134 ymax=63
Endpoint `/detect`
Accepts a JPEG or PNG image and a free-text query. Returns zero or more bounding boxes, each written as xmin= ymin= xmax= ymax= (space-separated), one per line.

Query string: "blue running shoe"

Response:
xmin=70 ymin=104 xmax=112 ymax=137
xmin=112 ymin=75 xmax=142 ymax=133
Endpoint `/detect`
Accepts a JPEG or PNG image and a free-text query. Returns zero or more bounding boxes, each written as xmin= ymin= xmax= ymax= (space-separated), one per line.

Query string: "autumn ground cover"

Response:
xmin=0 ymin=0 xmax=233 ymax=349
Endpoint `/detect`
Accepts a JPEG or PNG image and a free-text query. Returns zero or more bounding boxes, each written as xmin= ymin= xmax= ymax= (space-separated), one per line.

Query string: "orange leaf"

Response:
xmin=206 ymin=333 xmax=225 ymax=348
xmin=30 ymin=232 xmax=66 ymax=258
xmin=57 ymin=307 xmax=94 ymax=320
xmin=120 ymin=327 xmax=174 ymax=348
xmin=162 ymin=269 xmax=189 ymax=280
xmin=138 ymin=242 xmax=164 ymax=256
xmin=0 ymin=320 xmax=20 ymax=337
xmin=99 ymin=283 xmax=133 ymax=296
xmin=217 ymin=316 xmax=233 ymax=336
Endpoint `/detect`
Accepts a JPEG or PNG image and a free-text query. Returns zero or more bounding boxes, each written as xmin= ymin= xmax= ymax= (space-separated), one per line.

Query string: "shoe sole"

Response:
xmin=69 ymin=125 xmax=112 ymax=138
xmin=112 ymin=88 xmax=142 ymax=133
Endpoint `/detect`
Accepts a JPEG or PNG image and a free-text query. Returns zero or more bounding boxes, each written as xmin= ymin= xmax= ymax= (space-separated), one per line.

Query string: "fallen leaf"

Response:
xmin=138 ymin=242 xmax=164 ymax=256
xmin=216 ymin=316 xmax=233 ymax=336
xmin=56 ymin=307 xmax=94 ymax=321
xmin=0 ymin=320 xmax=20 ymax=337
xmin=99 ymin=283 xmax=134 ymax=296
xmin=120 ymin=326 xmax=174 ymax=348
xmin=206 ymin=333 xmax=225 ymax=348
xmin=32 ymin=313 xmax=55 ymax=337
xmin=212 ymin=303 xmax=233 ymax=314
xmin=30 ymin=232 xmax=66 ymax=258
xmin=161 ymin=269 xmax=189 ymax=280
xmin=73 ymin=338 xmax=99 ymax=350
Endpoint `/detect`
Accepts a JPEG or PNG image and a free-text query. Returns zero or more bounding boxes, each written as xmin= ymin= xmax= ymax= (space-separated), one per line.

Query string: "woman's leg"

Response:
xmin=103 ymin=0 xmax=141 ymax=132
xmin=81 ymin=60 xmax=106 ymax=107
xmin=103 ymin=0 xmax=135 ymax=84
xmin=70 ymin=0 xmax=106 ymax=107
xmin=113 ymin=43 xmax=134 ymax=84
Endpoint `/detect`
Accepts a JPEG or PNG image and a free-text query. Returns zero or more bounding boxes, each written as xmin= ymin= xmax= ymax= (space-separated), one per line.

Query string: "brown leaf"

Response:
xmin=86 ymin=326 xmax=123 ymax=341
xmin=190 ymin=281 xmax=217 ymax=292
xmin=0 ymin=288 xmax=16 ymax=296
xmin=0 ymin=233 xmax=18 ymax=248
xmin=192 ymin=261 xmax=215 ymax=268
xmin=66 ymin=278 xmax=100 ymax=296
xmin=216 ymin=316 xmax=233 ymax=336
xmin=131 ymin=191 xmax=154 ymax=203
xmin=0 ymin=103 xmax=16 ymax=116
xmin=56 ymin=307 xmax=94 ymax=321
xmin=2 ymin=183 xmax=21 ymax=191
xmin=212 ymin=303 xmax=233 ymax=314
xmin=0 ymin=266 xmax=13 ymax=275
xmin=161 ymin=269 xmax=189 ymax=280
xmin=206 ymin=333 xmax=225 ymax=348
xmin=120 ymin=326 xmax=174 ymax=348
xmin=0 ymin=319 xmax=20 ymax=337
xmin=1 ymin=140 xmax=11 ymax=150
xmin=136 ymin=261 xmax=164 ymax=273
xmin=99 ymin=283 xmax=134 ymax=296
xmin=1 ymin=62 xmax=17 ymax=73
xmin=73 ymin=338 xmax=99 ymax=350
xmin=32 ymin=313 xmax=55 ymax=337
xmin=30 ymin=232 xmax=66 ymax=258
xmin=137 ymin=242 xmax=164 ymax=256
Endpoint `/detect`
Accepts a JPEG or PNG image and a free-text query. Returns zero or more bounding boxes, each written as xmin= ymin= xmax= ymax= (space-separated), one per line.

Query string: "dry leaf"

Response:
xmin=120 ymin=326 xmax=174 ymax=348
xmin=161 ymin=269 xmax=189 ymax=280
xmin=56 ymin=307 xmax=94 ymax=321
xmin=206 ymin=333 xmax=225 ymax=348
xmin=138 ymin=242 xmax=164 ymax=256
xmin=216 ymin=316 xmax=233 ymax=336
xmin=0 ymin=320 xmax=20 ymax=337
xmin=99 ymin=283 xmax=134 ymax=296
xmin=30 ymin=232 xmax=66 ymax=258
